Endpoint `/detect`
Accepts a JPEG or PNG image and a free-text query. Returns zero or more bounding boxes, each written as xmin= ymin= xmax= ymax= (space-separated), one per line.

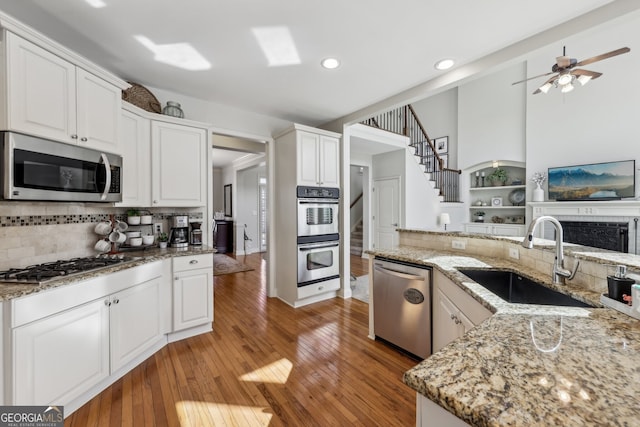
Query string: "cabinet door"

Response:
xmin=118 ymin=109 xmax=151 ymax=206
xmin=76 ymin=68 xmax=122 ymax=153
xmin=463 ymin=223 xmax=491 ymax=234
xmin=173 ymin=268 xmax=213 ymax=331
xmin=110 ymin=277 xmax=163 ymax=372
xmin=6 ymin=32 xmax=76 ymax=143
xmin=151 ymin=121 xmax=207 ymax=206
xmin=432 ymin=288 xmax=463 ymax=353
xmin=319 ymin=135 xmax=340 ymax=187
xmin=297 ymin=131 xmax=320 ymax=186
xmin=13 ymin=299 xmax=109 ymax=405
xmin=492 ymin=224 xmax=525 ymax=237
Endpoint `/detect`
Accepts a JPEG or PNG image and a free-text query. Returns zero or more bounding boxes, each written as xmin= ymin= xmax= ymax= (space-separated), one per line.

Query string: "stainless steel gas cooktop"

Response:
xmin=0 ymin=254 xmax=136 ymax=284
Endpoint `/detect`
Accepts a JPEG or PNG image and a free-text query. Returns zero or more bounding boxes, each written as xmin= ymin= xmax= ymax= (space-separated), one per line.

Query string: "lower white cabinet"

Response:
xmin=13 ymin=299 xmax=110 ymax=405
xmin=109 ymin=277 xmax=163 ymax=372
xmin=173 ymin=254 xmax=214 ymax=331
xmin=8 ymin=261 xmax=166 ymax=407
xmin=432 ymin=270 xmax=492 ymax=353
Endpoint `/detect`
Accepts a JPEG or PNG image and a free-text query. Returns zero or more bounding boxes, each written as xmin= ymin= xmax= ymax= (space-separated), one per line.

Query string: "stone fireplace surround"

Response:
xmin=530 ymin=201 xmax=640 ymax=255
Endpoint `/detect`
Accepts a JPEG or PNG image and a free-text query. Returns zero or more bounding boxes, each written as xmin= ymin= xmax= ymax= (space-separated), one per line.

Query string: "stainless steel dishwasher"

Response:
xmin=372 ymin=257 xmax=431 ymax=359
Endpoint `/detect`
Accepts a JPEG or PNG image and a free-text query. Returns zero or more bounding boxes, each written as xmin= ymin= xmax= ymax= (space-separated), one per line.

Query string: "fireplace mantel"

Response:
xmin=528 ymin=201 xmax=640 ymax=218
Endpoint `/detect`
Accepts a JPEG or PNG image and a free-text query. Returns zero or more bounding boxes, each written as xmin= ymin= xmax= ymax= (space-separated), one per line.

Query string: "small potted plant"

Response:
xmin=474 ymin=211 xmax=486 ymax=223
xmin=126 ymin=208 xmax=141 ymax=225
xmin=488 ymin=168 xmax=508 ymax=186
xmin=158 ymin=232 xmax=169 ymax=249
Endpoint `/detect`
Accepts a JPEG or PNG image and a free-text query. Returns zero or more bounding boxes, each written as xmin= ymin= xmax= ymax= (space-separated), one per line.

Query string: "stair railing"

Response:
xmin=361 ymin=105 xmax=461 ymax=202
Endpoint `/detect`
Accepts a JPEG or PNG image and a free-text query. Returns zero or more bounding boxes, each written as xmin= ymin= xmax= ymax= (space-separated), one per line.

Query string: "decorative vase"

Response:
xmin=159 ymin=241 xmax=168 ymax=249
xmin=162 ymin=101 xmax=184 ymax=118
xmin=533 ymin=183 xmax=544 ymax=202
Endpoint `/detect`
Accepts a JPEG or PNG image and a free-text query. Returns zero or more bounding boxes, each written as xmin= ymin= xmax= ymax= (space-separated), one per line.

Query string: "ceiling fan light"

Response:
xmin=539 ymin=82 xmax=552 ymax=94
xmin=577 ymin=75 xmax=592 ymax=86
xmin=557 ymin=74 xmax=573 ymax=86
xmin=561 ymin=83 xmax=574 ymax=93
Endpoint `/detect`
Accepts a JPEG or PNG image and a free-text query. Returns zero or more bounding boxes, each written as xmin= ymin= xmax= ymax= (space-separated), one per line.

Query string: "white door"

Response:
xmin=373 ymin=177 xmax=400 ymax=250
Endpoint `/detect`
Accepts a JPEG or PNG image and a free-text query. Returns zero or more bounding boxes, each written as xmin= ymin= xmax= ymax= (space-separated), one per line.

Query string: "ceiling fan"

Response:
xmin=512 ymin=46 xmax=630 ymax=94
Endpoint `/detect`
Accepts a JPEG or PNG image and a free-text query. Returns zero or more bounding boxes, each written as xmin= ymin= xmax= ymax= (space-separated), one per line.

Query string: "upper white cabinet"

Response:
xmin=151 ymin=121 xmax=207 ymax=207
xmin=3 ymin=32 xmax=123 ymax=153
xmin=297 ymin=130 xmax=340 ymax=187
xmin=118 ymin=108 xmax=151 ymax=207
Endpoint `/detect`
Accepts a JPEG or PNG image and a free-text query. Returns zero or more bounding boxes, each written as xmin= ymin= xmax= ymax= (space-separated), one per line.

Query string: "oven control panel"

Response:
xmin=297 ymin=186 xmax=340 ymax=199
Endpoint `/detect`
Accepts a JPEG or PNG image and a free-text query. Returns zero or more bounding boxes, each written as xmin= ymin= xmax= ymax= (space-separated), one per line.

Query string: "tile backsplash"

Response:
xmin=0 ymin=202 xmax=204 ymax=270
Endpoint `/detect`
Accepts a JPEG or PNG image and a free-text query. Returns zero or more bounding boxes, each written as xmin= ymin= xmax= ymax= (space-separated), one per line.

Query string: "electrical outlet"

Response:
xmin=154 ymin=223 xmax=163 ymax=235
xmin=452 ymin=240 xmax=466 ymax=250
xmin=509 ymin=247 xmax=520 ymax=260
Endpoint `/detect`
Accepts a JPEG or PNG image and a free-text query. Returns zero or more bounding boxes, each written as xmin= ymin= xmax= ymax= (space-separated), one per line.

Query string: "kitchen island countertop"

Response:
xmin=0 ymin=246 xmax=216 ymax=302
xmin=369 ymin=246 xmax=640 ymax=427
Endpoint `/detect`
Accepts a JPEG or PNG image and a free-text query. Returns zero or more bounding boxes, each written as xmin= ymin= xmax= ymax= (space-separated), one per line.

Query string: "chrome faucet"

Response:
xmin=521 ymin=216 xmax=579 ymax=284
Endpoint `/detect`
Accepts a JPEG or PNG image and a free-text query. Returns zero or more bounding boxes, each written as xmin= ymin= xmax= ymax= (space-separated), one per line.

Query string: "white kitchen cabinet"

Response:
xmin=463 ymin=223 xmax=525 ymax=237
xmin=173 ymin=254 xmax=214 ymax=331
xmin=8 ymin=261 xmax=167 ymax=408
xmin=151 ymin=121 xmax=207 ymax=207
xmin=109 ymin=277 xmax=163 ymax=373
xmin=297 ymin=130 xmax=340 ymax=187
xmin=432 ymin=269 xmax=491 ymax=353
xmin=117 ymin=108 xmax=151 ymax=207
xmin=417 ymin=394 xmax=471 ymax=427
xmin=4 ymin=32 xmax=122 ymax=153
xmin=13 ymin=298 xmax=110 ymax=405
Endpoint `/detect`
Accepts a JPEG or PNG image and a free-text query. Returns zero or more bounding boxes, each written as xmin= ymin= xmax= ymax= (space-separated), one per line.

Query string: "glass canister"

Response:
xmin=190 ymin=222 xmax=203 ymax=246
xmin=162 ymin=101 xmax=184 ymax=118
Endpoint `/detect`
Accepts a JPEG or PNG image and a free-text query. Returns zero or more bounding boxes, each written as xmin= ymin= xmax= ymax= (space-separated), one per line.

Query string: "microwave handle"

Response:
xmin=99 ymin=153 xmax=111 ymax=201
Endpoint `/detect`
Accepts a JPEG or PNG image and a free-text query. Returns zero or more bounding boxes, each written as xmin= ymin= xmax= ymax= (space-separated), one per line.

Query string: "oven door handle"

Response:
xmin=298 ymin=200 xmax=339 ymax=204
xmin=99 ymin=153 xmax=111 ymax=201
xmin=299 ymin=243 xmax=340 ymax=251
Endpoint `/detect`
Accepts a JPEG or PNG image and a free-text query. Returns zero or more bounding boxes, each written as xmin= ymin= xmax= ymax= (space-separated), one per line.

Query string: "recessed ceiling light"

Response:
xmin=434 ymin=58 xmax=455 ymax=70
xmin=85 ymin=0 xmax=106 ymax=8
xmin=321 ymin=58 xmax=340 ymax=69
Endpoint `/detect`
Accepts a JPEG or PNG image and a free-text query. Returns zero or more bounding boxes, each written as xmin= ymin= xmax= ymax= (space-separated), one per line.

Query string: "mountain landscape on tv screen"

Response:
xmin=548 ymin=165 xmax=634 ymax=200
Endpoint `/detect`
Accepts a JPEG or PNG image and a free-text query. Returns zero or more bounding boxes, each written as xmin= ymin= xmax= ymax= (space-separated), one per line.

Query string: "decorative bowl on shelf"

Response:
xmin=508 ymin=188 xmax=526 ymax=206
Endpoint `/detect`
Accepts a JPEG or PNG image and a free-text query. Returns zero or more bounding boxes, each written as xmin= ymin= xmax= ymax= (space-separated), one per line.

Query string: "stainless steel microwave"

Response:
xmin=0 ymin=132 xmax=122 ymax=202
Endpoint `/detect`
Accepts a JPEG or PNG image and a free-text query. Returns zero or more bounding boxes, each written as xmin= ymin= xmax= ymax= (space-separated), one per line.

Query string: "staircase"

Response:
xmin=350 ymin=220 xmax=363 ymax=256
xmin=360 ymin=105 xmax=461 ymax=202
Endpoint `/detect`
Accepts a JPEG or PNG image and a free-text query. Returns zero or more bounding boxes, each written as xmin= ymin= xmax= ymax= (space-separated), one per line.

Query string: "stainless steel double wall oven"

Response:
xmin=296 ymin=186 xmax=340 ymax=287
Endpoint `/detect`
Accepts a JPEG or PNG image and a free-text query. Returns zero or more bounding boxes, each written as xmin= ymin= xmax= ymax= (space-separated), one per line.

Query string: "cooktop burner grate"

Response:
xmin=0 ymin=255 xmax=135 ymax=285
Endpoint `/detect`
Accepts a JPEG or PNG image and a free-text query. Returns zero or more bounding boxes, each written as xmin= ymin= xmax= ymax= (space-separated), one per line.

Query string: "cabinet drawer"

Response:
xmin=298 ymin=278 xmax=340 ymax=300
xmin=173 ymin=254 xmax=214 ymax=272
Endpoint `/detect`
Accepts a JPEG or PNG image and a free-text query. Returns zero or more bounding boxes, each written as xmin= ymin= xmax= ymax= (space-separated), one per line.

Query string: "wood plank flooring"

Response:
xmin=66 ymin=253 xmax=416 ymax=426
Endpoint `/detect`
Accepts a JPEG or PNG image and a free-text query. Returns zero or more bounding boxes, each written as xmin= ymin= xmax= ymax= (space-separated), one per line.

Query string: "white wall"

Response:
xmin=349 ymin=165 xmax=364 ymax=230
xmin=458 ymin=62 xmax=527 ymax=171
xmin=410 ymin=88 xmax=459 ymax=169
xmin=213 ymin=168 xmax=224 ymax=213
xmin=236 ymin=165 xmax=264 ymax=255
xmin=525 ymin=12 xmax=640 ymax=200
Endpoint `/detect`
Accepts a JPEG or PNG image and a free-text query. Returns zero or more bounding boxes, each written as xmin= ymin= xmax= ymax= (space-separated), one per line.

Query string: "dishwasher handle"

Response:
xmin=374 ymin=264 xmax=425 ymax=281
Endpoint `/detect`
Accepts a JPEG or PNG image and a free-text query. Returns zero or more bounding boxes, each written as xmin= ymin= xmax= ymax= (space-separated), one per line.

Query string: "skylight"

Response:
xmin=252 ymin=26 xmax=301 ymax=67
xmin=134 ymin=35 xmax=211 ymax=71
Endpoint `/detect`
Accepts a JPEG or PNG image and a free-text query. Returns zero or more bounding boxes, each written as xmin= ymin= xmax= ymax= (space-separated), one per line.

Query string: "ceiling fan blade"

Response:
xmin=575 ymin=47 xmax=630 ymax=67
xmin=512 ymin=71 xmax=555 ymax=85
xmin=532 ymin=76 xmax=557 ymax=95
xmin=571 ymin=69 xmax=603 ymax=79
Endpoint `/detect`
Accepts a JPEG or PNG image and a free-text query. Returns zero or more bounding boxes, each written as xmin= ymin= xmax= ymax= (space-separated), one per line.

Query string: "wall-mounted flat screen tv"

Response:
xmin=548 ymin=160 xmax=635 ymax=201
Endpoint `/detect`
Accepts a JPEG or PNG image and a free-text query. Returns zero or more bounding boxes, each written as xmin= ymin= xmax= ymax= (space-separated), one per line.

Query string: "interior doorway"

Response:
xmin=373 ymin=176 xmax=400 ymax=250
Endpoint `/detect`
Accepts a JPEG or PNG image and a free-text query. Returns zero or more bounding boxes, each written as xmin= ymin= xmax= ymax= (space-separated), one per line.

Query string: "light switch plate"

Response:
xmin=452 ymin=240 xmax=466 ymax=250
xmin=154 ymin=223 xmax=163 ymax=235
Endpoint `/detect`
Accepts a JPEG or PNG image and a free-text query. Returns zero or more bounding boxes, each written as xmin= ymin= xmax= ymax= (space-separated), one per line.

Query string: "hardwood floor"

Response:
xmin=350 ymin=253 xmax=370 ymax=277
xmin=66 ymin=253 xmax=416 ymax=426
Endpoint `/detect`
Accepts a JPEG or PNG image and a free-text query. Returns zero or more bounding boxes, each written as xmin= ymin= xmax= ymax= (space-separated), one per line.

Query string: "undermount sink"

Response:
xmin=458 ymin=269 xmax=592 ymax=308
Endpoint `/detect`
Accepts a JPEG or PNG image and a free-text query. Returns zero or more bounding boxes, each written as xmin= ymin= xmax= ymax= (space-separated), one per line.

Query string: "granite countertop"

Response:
xmin=0 ymin=246 xmax=216 ymax=302
xmin=369 ymin=246 xmax=640 ymax=427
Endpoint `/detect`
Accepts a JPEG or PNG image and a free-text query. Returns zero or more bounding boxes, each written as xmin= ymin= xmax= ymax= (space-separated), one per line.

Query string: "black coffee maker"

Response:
xmin=169 ymin=215 xmax=189 ymax=248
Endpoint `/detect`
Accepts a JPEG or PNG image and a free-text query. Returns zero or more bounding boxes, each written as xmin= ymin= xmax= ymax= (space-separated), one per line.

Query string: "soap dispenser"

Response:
xmin=607 ymin=265 xmax=635 ymax=302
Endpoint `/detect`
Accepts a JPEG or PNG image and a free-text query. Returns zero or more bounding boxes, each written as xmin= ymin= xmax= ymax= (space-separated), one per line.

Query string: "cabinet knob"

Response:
xmin=80 ymin=137 xmax=88 ymax=142
xmin=70 ymin=134 xmax=78 ymax=139
xmin=104 ymin=299 xmax=111 ymax=306
xmin=153 ymin=200 xmax=158 ymax=204
xmin=189 ymin=260 xmax=198 ymax=264
xmin=113 ymin=298 xmax=119 ymax=304
xmin=318 ymin=286 xmax=324 ymax=290
xmin=175 ymin=277 xmax=179 ymax=281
